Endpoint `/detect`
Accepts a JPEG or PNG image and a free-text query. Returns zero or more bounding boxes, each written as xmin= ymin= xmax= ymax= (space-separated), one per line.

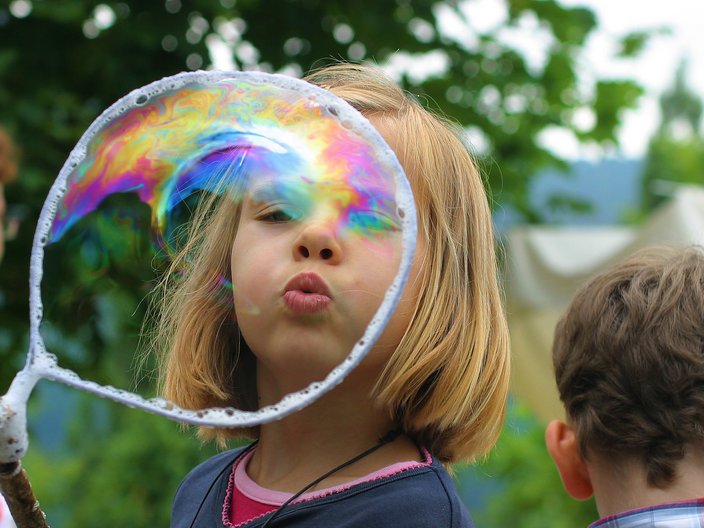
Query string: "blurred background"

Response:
xmin=1 ymin=0 xmax=703 ymax=526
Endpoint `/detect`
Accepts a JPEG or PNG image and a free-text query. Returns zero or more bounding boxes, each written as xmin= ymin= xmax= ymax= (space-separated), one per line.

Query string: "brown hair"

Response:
xmin=553 ymin=245 xmax=704 ymax=488
xmin=154 ymin=63 xmax=510 ymax=464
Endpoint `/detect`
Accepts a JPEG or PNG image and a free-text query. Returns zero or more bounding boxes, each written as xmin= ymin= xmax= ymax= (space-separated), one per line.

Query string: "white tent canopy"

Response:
xmin=504 ymin=185 xmax=704 ymax=421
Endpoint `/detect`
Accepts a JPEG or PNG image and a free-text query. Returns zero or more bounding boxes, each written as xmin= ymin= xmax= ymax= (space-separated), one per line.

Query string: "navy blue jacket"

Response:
xmin=171 ymin=447 xmax=474 ymax=527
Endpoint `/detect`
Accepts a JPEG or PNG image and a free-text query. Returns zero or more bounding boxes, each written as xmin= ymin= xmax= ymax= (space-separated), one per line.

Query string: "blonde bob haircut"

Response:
xmin=153 ymin=63 xmax=510 ymax=465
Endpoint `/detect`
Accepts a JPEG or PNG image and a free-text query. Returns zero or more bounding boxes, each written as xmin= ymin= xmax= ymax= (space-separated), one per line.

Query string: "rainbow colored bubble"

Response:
xmin=49 ymin=74 xmax=402 ymax=246
xmin=24 ymin=70 xmax=417 ymax=429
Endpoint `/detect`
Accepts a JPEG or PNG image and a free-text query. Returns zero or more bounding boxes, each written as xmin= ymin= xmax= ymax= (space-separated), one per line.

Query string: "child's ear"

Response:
xmin=545 ymin=419 xmax=594 ymax=500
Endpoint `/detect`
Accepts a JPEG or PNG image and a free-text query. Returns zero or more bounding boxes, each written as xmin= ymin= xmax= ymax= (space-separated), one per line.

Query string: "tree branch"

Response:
xmin=0 ymin=462 xmax=49 ymax=528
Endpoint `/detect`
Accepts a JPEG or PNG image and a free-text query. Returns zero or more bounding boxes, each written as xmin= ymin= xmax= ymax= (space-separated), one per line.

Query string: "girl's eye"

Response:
xmin=258 ymin=207 xmax=301 ymax=223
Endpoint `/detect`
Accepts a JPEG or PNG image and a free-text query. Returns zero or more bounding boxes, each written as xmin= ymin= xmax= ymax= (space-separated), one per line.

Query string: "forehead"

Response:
xmin=245 ymin=171 xmax=396 ymax=197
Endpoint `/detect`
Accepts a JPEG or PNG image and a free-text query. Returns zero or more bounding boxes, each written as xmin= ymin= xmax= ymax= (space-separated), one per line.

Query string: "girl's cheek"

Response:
xmin=359 ymin=235 xmax=399 ymax=260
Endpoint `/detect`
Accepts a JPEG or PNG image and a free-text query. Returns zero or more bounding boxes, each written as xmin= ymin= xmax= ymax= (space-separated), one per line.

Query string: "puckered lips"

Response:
xmin=283 ymin=272 xmax=332 ymax=314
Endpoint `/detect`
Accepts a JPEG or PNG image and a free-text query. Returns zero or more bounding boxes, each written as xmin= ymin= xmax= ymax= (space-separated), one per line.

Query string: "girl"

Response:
xmin=157 ymin=63 xmax=510 ymax=527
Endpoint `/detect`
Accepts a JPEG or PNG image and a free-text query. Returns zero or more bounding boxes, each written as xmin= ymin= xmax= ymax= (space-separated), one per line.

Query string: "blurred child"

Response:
xmin=546 ymin=246 xmax=704 ymax=527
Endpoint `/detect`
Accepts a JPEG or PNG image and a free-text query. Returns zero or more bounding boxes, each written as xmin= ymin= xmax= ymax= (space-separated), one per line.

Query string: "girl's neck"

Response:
xmin=248 ymin=377 xmax=420 ymax=493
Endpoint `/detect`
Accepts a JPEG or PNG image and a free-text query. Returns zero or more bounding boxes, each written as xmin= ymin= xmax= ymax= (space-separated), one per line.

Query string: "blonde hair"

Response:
xmin=154 ymin=63 xmax=510 ymax=464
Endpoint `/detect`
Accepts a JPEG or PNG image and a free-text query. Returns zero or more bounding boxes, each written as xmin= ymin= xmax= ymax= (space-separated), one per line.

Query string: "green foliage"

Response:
xmin=617 ymin=29 xmax=672 ymax=59
xmin=641 ymin=135 xmax=704 ymax=210
xmin=460 ymin=401 xmax=598 ymax=528
xmin=23 ymin=393 xmax=222 ymax=527
xmin=589 ymin=80 xmax=643 ymax=143
xmin=659 ymin=61 xmax=702 ymax=135
xmin=639 ymin=60 xmax=704 ymax=213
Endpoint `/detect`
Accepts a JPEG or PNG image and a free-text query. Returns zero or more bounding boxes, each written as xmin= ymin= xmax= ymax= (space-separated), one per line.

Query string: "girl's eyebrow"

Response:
xmin=246 ymin=182 xmax=273 ymax=202
xmin=247 ymin=184 xmax=296 ymax=205
xmin=247 ymin=177 xmax=311 ymax=203
xmin=245 ymin=177 xmax=397 ymax=215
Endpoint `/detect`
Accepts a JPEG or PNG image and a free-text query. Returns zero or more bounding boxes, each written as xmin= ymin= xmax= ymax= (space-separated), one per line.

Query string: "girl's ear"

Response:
xmin=545 ymin=419 xmax=594 ymax=500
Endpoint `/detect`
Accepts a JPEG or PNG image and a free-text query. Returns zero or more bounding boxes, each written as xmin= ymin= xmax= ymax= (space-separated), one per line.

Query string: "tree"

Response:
xmin=640 ymin=60 xmax=704 ymax=212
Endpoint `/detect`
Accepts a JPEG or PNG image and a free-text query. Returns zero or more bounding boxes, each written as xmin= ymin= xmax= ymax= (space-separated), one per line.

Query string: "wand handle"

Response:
xmin=0 ymin=462 xmax=49 ymax=528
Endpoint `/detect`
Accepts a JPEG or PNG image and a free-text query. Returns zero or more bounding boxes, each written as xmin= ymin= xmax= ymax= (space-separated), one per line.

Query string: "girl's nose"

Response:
xmin=293 ymin=222 xmax=343 ymax=264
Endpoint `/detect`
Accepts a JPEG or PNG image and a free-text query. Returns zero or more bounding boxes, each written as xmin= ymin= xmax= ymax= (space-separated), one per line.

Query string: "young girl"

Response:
xmin=157 ymin=63 xmax=510 ymax=527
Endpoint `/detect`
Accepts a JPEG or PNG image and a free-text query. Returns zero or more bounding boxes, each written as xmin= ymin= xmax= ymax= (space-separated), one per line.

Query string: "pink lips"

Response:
xmin=283 ymin=272 xmax=332 ymax=314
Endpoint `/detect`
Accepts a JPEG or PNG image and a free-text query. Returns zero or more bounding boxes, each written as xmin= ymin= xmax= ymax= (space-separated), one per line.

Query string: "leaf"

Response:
xmin=590 ymin=80 xmax=644 ymax=143
xmin=618 ymin=31 xmax=650 ymax=58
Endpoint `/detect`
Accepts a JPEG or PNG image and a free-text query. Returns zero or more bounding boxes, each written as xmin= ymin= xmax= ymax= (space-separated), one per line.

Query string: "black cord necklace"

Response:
xmin=187 ymin=429 xmax=400 ymax=528
xmin=259 ymin=429 xmax=400 ymax=528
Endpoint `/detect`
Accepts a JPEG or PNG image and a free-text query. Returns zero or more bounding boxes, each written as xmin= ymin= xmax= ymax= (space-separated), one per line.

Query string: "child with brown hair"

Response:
xmin=157 ymin=63 xmax=510 ymax=527
xmin=546 ymin=245 xmax=704 ymax=527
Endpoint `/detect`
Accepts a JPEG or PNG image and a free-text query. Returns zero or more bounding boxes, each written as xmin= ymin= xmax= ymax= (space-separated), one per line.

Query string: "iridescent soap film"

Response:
xmin=27 ymin=71 xmax=416 ymax=427
xmin=50 ymin=75 xmax=401 ymax=247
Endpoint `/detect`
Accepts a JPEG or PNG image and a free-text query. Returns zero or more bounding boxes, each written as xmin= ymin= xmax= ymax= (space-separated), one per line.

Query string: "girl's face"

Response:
xmin=229 ymin=121 xmax=424 ymax=399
